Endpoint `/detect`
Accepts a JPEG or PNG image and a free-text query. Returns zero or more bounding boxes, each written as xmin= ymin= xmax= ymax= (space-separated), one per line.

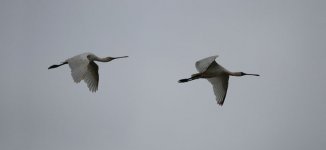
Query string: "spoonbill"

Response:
xmin=178 ymin=55 xmax=259 ymax=106
xmin=48 ymin=52 xmax=128 ymax=92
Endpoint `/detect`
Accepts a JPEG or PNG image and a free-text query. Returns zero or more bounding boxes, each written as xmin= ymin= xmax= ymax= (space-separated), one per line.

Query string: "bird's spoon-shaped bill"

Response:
xmin=244 ymin=73 xmax=260 ymax=76
xmin=112 ymin=56 xmax=128 ymax=59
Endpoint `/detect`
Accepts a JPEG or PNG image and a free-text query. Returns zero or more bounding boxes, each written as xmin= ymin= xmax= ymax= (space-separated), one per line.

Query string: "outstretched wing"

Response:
xmin=195 ymin=55 xmax=218 ymax=73
xmin=207 ymin=75 xmax=229 ymax=106
xmin=67 ymin=54 xmax=90 ymax=83
xmin=83 ymin=61 xmax=99 ymax=92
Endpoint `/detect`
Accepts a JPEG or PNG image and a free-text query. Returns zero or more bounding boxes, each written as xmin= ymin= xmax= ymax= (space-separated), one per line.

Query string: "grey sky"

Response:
xmin=1 ymin=0 xmax=326 ymax=150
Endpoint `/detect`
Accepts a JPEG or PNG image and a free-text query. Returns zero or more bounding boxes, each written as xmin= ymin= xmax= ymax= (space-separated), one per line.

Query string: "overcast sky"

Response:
xmin=1 ymin=0 xmax=326 ymax=150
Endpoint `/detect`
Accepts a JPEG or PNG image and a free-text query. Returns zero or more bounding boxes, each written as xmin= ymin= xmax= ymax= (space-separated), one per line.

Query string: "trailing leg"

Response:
xmin=48 ymin=62 xmax=68 ymax=69
xmin=178 ymin=73 xmax=202 ymax=83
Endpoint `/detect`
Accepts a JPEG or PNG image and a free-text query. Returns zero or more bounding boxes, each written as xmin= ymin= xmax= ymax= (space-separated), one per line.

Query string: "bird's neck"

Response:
xmin=229 ymin=72 xmax=242 ymax=76
xmin=94 ymin=57 xmax=113 ymax=62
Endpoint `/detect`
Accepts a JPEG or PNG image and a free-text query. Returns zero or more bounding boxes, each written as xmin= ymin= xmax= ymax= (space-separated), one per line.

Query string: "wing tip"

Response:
xmin=216 ymin=95 xmax=226 ymax=106
xmin=217 ymin=101 xmax=224 ymax=106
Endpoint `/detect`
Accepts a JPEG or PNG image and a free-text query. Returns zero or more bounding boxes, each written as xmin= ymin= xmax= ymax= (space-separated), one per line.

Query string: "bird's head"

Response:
xmin=92 ymin=55 xmax=128 ymax=62
xmin=87 ymin=55 xmax=115 ymax=62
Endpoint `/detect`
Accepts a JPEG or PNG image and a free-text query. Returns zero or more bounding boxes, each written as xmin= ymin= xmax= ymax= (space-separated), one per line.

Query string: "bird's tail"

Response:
xmin=48 ymin=62 xmax=67 ymax=69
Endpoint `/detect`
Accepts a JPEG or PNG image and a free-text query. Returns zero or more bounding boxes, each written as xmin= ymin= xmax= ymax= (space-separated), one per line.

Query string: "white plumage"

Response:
xmin=179 ymin=55 xmax=259 ymax=106
xmin=49 ymin=52 xmax=128 ymax=92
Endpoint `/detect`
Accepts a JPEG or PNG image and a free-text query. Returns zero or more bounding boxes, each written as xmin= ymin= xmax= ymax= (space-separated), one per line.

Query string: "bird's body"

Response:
xmin=48 ymin=52 xmax=128 ymax=92
xmin=179 ymin=55 xmax=259 ymax=106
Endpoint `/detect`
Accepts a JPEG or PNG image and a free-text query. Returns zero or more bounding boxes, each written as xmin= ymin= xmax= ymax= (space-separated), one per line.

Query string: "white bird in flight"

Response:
xmin=178 ymin=55 xmax=259 ymax=106
xmin=48 ymin=52 xmax=128 ymax=92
